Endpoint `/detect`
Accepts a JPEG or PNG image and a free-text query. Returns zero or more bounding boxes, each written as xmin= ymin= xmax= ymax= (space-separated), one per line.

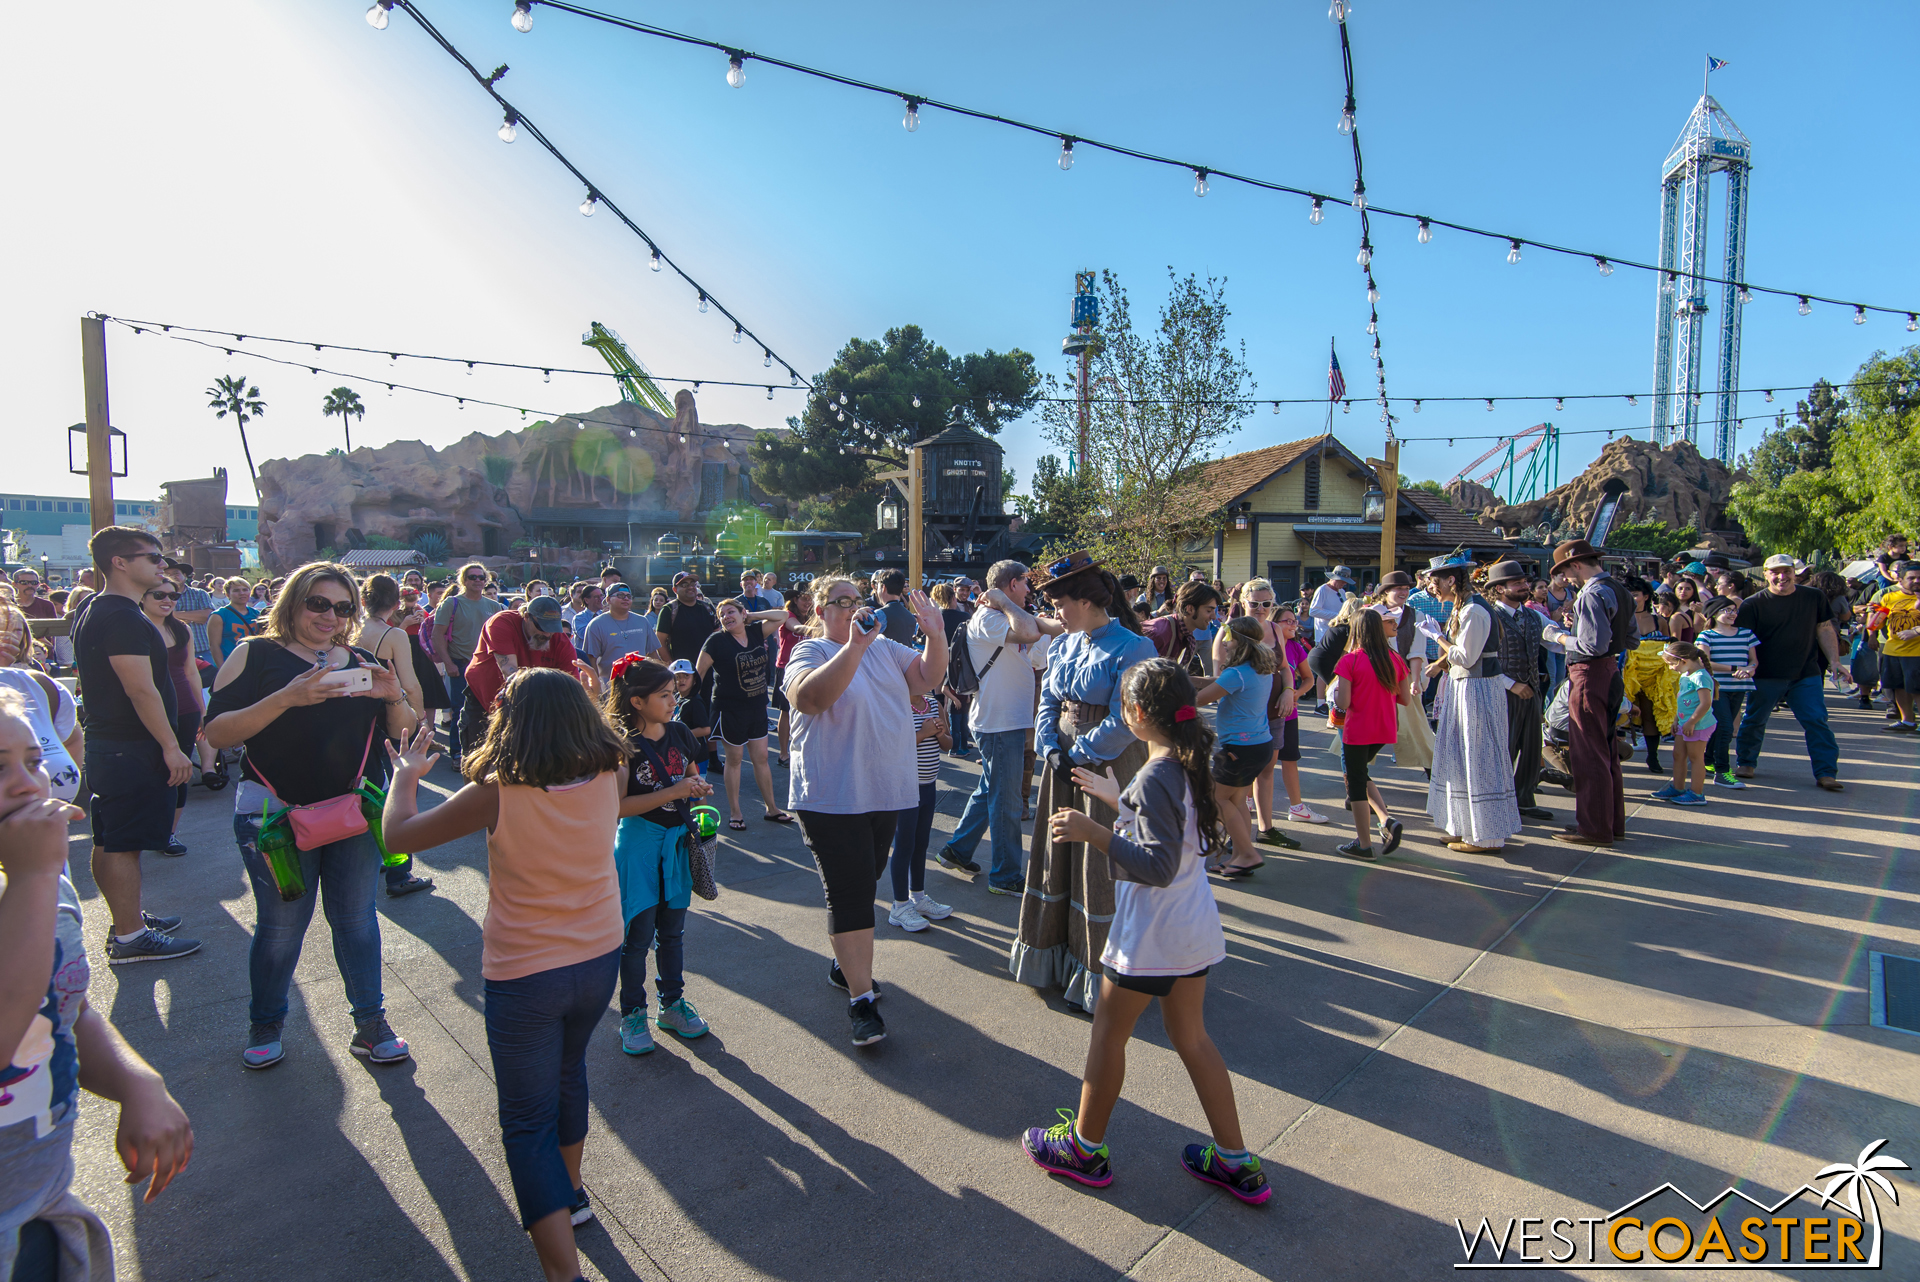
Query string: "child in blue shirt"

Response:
xmin=1655 ymin=641 xmax=1716 ymax=806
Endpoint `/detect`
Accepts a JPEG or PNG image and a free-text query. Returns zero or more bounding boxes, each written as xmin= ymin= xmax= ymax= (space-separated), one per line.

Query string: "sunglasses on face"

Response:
xmin=1248 ymin=599 xmax=1276 ymax=609
xmin=464 ymin=573 xmax=487 ymax=582
xmin=303 ymin=596 xmax=356 ymax=618
xmin=124 ymin=552 xmax=166 ymax=566
xmin=147 ymin=591 xmax=180 ymax=602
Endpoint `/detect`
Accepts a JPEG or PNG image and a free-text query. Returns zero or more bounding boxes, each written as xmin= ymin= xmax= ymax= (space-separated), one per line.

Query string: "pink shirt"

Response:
xmin=1333 ymin=650 xmax=1407 ymax=746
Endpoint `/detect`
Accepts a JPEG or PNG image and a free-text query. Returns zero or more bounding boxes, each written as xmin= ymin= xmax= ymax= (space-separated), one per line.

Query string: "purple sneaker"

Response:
xmin=1181 ymin=1144 xmax=1272 ymax=1205
xmin=1021 ymin=1108 xmax=1112 ymax=1188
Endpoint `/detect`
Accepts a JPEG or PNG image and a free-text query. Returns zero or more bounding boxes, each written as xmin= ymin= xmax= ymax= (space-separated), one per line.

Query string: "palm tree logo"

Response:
xmin=1816 ymin=1139 xmax=1909 ymax=1266
xmin=321 ymin=386 xmax=366 ymax=453
xmin=208 ymin=375 xmax=267 ymax=497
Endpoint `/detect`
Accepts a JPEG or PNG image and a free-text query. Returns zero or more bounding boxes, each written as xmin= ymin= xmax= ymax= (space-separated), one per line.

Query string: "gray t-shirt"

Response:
xmin=432 ymin=593 xmax=503 ymax=666
xmin=783 ymin=635 xmax=920 ymax=814
xmin=579 ymin=610 xmax=658 ymax=677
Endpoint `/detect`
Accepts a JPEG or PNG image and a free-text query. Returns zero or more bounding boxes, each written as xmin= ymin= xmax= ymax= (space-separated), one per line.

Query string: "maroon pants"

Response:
xmin=1567 ymin=657 xmax=1626 ymax=841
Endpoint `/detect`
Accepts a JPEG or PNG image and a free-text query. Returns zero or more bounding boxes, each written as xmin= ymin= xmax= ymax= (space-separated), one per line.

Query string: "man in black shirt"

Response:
xmin=874 ymin=569 xmax=918 ymax=645
xmin=659 ymin=570 xmax=721 ymax=673
xmin=1734 ymin=554 xmax=1846 ymax=790
xmin=72 ymin=526 xmax=200 ymax=963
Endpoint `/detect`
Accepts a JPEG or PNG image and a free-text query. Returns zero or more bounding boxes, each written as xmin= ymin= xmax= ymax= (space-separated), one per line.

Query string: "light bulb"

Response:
xmin=1351 ymin=184 xmax=1366 ymax=211
xmin=1416 ymin=218 xmax=1431 ymax=244
xmin=386 ymin=385 xmax=393 ymax=397
xmin=902 ymin=100 xmax=920 ymax=132
xmin=1356 ymin=244 xmax=1371 ymax=268
xmin=1341 ymin=401 xmax=1350 ymax=414
xmin=726 ymin=54 xmax=745 ymax=88
xmin=1272 ymin=401 xmax=1280 ymax=414
xmin=389 ymin=353 xmax=397 ymax=366
xmin=1337 ymin=108 xmax=1354 ymax=135
xmin=1485 ymin=399 xmax=1495 ymax=412
xmin=1367 ymin=283 xmax=1380 ymax=303
xmin=1596 ymin=257 xmax=1613 ymax=276
xmin=1737 ymin=284 xmax=1751 ymax=304
xmin=1798 ymin=296 xmax=1811 ymax=316
xmin=1194 ymin=169 xmax=1209 ymax=197
xmin=1366 ymin=316 xmax=1377 ymax=335
xmin=763 ymin=350 xmax=772 ymax=368
xmin=467 ymin=362 xmax=475 ymax=376
xmin=766 ymin=387 xmax=773 ymax=400
xmin=1554 ymin=398 xmax=1564 ymax=411
xmin=1506 ymin=239 xmax=1522 ymax=264
xmin=510 ymin=2 xmax=532 ymax=33
xmin=1909 ymin=314 xmax=1919 ymax=332
xmin=911 ymin=395 xmax=921 ymax=408
xmin=790 ymin=371 xmax=799 ymax=386
xmin=1854 ymin=305 xmax=1867 ymax=325
xmin=649 ymin=249 xmax=661 ymax=272
xmin=1412 ymin=400 xmax=1421 ymax=413
xmin=366 ymin=1 xmax=391 ymax=29
xmin=579 ymin=192 xmax=596 ymax=216
xmin=1058 ymin=139 xmax=1074 ymax=171
xmin=498 ymin=118 xmax=518 ymax=143
xmin=733 ymin=326 xmax=742 ymax=344
xmin=1327 ymin=0 xmax=1348 ymax=22
xmin=458 ymin=398 xmax=466 ymax=410
xmin=542 ymin=369 xmax=550 ymax=383
xmin=839 ymin=392 xmax=848 ymax=405
xmin=1309 ymin=198 xmax=1324 ymax=225
xmin=698 ymin=294 xmax=709 ymax=313
xmin=1763 ymin=389 xmax=1772 ymax=402
xmin=836 ymin=410 xmax=844 ymax=422
xmin=1661 ymin=272 xmax=1675 ymax=295
xmin=1627 ymin=395 xmax=1638 ymax=406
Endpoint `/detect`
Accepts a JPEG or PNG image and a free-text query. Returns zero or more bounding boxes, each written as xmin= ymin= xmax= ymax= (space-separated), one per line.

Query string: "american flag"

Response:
xmin=1707 ymin=56 xmax=1729 ymax=72
xmin=1327 ymin=344 xmax=1346 ymax=402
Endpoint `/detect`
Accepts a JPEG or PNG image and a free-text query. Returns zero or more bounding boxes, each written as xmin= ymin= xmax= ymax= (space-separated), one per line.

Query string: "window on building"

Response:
xmin=1303 ymin=455 xmax=1321 ymax=510
xmin=6 ymin=499 xmax=17 ymax=510
xmin=25 ymin=500 xmax=38 ymax=512
xmin=56 ymin=502 xmax=68 ymax=513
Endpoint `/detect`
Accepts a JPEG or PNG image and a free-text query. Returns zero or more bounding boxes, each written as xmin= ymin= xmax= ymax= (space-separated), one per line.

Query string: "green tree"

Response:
xmin=1399 ymin=474 xmax=1447 ymax=497
xmin=1605 ymin=520 xmax=1695 ymax=559
xmin=1013 ymin=453 xmax=1098 ymax=534
xmin=1737 ymin=379 xmax=1848 ymax=489
xmin=207 ymin=375 xmax=266 ymax=496
xmin=321 ymin=386 xmax=366 ymax=452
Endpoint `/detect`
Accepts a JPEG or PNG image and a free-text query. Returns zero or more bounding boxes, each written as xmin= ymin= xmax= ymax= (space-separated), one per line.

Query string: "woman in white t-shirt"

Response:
xmin=781 ymin=575 xmax=948 ymax=1048
xmin=0 ymin=668 xmax=82 ymax=802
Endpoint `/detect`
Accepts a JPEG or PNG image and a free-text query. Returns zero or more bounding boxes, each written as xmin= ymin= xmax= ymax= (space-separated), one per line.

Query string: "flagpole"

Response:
xmin=1325 ymin=336 xmax=1336 ymax=436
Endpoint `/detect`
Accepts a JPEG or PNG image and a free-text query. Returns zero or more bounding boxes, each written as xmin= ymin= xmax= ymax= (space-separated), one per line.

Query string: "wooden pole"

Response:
xmin=1376 ymin=436 xmax=1400 ymax=579
xmin=81 ymin=316 xmax=115 ymax=534
xmin=907 ymin=446 xmax=924 ymax=589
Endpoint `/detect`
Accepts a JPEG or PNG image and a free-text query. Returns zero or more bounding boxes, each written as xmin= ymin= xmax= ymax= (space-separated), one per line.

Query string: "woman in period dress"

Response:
xmin=1424 ymin=556 xmax=1522 ymax=854
xmin=1011 ymin=551 xmax=1159 ymax=1012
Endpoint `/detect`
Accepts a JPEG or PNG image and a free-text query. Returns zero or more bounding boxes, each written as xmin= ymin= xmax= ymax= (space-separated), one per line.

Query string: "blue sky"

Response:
xmin=7 ymin=1 xmax=1917 ymax=509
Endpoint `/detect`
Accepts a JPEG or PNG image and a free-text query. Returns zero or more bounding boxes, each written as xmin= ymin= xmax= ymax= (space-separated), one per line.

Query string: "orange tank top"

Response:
xmin=482 ymin=770 xmax=625 ymax=981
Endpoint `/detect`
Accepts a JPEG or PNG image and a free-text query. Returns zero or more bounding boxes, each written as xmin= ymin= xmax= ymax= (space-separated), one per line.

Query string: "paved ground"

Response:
xmin=62 ymin=694 xmax=1919 ymax=1280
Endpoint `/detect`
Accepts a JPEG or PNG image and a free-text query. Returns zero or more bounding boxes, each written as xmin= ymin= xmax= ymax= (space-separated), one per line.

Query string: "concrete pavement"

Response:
xmin=61 ymin=694 xmax=1920 ymax=1279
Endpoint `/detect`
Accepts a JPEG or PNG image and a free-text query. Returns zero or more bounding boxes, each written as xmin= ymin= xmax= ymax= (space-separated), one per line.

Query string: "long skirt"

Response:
xmin=1428 ymin=676 xmax=1522 ymax=847
xmin=1010 ymin=735 xmax=1149 ymax=1013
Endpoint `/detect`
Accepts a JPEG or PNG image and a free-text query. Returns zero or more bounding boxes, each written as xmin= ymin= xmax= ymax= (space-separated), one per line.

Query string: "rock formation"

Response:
xmin=255 ymin=391 xmax=779 ymax=573
xmin=1464 ymin=438 xmax=1751 ymax=552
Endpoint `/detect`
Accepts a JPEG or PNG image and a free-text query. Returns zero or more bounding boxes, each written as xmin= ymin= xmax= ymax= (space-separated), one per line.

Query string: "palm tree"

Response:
xmin=207 ymin=375 xmax=266 ymax=495
xmin=321 ymin=387 xmax=366 ymax=452
xmin=1817 ymin=1139 xmax=1908 ymax=1264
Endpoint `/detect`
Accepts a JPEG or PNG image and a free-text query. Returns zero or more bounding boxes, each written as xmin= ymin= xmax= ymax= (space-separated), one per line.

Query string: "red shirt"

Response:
xmin=464 ymin=610 xmax=578 ymax=710
xmin=1333 ymin=649 xmax=1407 ymax=746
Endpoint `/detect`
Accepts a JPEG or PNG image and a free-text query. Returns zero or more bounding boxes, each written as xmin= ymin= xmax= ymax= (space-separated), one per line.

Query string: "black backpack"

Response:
xmin=945 ymin=622 xmax=1004 ymax=697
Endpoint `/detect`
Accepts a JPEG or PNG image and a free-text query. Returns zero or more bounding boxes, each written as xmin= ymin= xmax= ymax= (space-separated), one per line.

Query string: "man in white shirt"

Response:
xmin=934 ymin=560 xmax=1064 ymax=893
xmin=1307 ymin=565 xmax=1353 ymax=710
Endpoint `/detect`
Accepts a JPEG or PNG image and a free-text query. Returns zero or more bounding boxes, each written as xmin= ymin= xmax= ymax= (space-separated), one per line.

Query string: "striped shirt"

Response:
xmin=1699 ymin=626 xmax=1759 ymax=692
xmin=911 ymin=695 xmax=942 ymax=783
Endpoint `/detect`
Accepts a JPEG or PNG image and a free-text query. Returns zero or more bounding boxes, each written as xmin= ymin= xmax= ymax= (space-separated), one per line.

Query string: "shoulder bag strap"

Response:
xmin=246 ymin=696 xmax=378 ymax=801
xmin=632 ymin=731 xmax=696 ymax=835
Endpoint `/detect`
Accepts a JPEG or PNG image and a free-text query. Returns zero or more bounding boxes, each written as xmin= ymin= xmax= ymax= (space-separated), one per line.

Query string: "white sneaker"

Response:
xmin=1289 ymin=803 xmax=1330 ymax=824
xmin=910 ymin=891 xmax=952 ymax=920
xmin=887 ymin=902 xmax=930 ymax=933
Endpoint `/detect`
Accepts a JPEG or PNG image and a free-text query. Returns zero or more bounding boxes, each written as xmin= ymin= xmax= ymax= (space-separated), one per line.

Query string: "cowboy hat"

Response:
xmin=1426 ymin=553 xmax=1476 ymax=574
xmin=1483 ymin=560 xmax=1530 ymax=586
xmin=1377 ymin=570 xmax=1414 ymax=589
xmin=1549 ymin=539 xmax=1605 ymax=577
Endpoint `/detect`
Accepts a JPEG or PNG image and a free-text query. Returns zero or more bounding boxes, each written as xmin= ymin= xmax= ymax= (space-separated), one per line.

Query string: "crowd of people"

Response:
xmin=6 ymin=521 xmax=1913 ymax=1280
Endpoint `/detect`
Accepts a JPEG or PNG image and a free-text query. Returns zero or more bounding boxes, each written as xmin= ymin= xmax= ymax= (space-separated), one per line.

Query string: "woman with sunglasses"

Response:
xmin=138 ymin=572 xmax=205 ymax=853
xmin=782 ymin=575 xmax=948 ymax=1046
xmin=205 ymin=561 xmax=416 ymax=1071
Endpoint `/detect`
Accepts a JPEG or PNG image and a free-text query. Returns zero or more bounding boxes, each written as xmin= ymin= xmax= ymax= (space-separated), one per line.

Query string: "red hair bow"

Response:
xmin=1173 ymin=705 xmax=1198 ymax=722
xmin=609 ymin=652 xmax=647 ymax=680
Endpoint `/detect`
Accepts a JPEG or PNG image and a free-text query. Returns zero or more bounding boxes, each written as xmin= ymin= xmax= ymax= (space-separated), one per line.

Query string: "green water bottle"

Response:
xmin=689 ymin=804 xmax=721 ymax=841
xmin=357 ymin=780 xmax=408 ymax=869
xmin=256 ymin=804 xmax=306 ymax=902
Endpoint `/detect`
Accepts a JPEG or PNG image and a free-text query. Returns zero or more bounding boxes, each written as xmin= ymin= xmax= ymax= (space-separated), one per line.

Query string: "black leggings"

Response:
xmin=795 ymin=809 xmax=896 ymax=933
xmin=1342 ymin=741 xmax=1385 ymax=803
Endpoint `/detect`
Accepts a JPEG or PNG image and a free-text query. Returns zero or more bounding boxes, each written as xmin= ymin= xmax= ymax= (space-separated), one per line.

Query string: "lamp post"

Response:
xmin=1372 ymin=437 xmax=1401 ymax=579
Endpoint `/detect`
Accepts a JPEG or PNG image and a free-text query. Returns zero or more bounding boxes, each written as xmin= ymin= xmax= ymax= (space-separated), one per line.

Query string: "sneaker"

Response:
xmin=348 ymin=1017 xmax=410 ymax=1065
xmin=1255 ymin=826 xmax=1302 ymax=849
xmin=849 ymin=996 xmax=886 ymax=1047
xmin=1893 ymin=722 xmax=1919 ymax=734
xmin=159 ymin=836 xmax=188 ymax=856
xmin=888 ymin=902 xmax=931 ymax=933
xmin=656 ymin=998 xmax=709 ymax=1040
xmin=909 ymin=891 xmax=952 ymax=920
xmin=1713 ymin=769 xmax=1746 ymax=789
xmin=569 ymin=1187 xmax=594 ymax=1227
xmin=106 ymin=928 xmax=203 ymax=965
xmin=827 ymin=961 xmax=882 ymax=1001
xmin=1650 ymin=785 xmax=1683 ymax=802
xmin=1335 ymin=840 xmax=1376 ymax=861
xmin=1288 ymin=803 xmax=1329 ymax=825
xmin=1376 ymin=816 xmax=1404 ymax=857
xmin=619 ymin=1009 xmax=655 ymax=1055
xmin=1181 ymin=1144 xmax=1271 ymax=1205
xmin=242 ymin=1021 xmax=284 ymax=1070
xmin=1022 ymin=1108 xmax=1112 ymax=1188
xmin=935 ymin=847 xmax=981 ymax=875
xmin=1672 ymin=790 xmax=1709 ymax=806
xmin=142 ymin=911 xmax=183 ymax=933
xmin=386 ymin=874 xmax=435 ymax=897
xmin=986 ymin=881 xmax=1022 ymax=896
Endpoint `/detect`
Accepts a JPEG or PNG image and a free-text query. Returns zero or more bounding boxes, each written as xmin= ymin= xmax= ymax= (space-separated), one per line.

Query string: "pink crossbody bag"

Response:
xmin=250 ymin=721 xmax=378 ymax=850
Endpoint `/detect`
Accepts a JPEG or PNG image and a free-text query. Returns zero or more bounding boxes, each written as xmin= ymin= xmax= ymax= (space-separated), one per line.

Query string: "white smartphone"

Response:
xmin=853 ymin=609 xmax=878 ymax=635
xmin=317 ymin=667 xmax=373 ymax=694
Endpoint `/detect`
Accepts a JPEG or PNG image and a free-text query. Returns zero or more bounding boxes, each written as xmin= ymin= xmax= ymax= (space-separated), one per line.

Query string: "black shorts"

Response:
xmin=1104 ymin=964 xmax=1211 ymax=997
xmin=1342 ymin=741 xmax=1385 ymax=802
xmin=771 ymin=666 xmax=790 ymax=712
xmin=716 ymin=695 xmax=770 ymax=746
xmin=795 ymin=809 xmax=896 ymax=934
xmin=1886 ymin=654 xmax=1920 ymax=691
xmin=1270 ymin=716 xmax=1301 ymax=763
xmin=86 ymin=739 xmax=176 ymax=853
xmin=1210 ymin=740 xmax=1273 ymax=788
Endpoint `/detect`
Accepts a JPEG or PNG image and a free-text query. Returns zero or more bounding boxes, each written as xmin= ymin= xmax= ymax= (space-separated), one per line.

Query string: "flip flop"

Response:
xmin=762 ymin=811 xmax=794 ymax=824
xmin=1218 ymin=860 xmax=1264 ymax=879
xmin=728 ymin=818 xmax=747 ymax=831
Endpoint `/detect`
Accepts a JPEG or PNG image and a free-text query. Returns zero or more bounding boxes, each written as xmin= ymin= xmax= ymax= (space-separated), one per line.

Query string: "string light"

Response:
xmin=763 ymin=349 xmax=772 ymax=368
xmin=1737 ymin=284 xmax=1751 ymax=304
xmin=911 ymin=395 xmax=921 ymax=408
xmin=726 ymin=52 xmax=745 ymax=88
xmin=542 ymin=369 xmax=550 ymax=383
xmin=1416 ymin=218 xmax=1431 ymax=244
xmin=1485 ymin=399 xmax=1494 ymax=412
xmin=1764 ymin=390 xmax=1772 ymax=402
xmin=1309 ymin=198 xmax=1324 ymax=225
xmin=1337 ymin=106 xmax=1355 ymax=135
xmin=510 ymin=1 xmax=532 ymax=33
xmin=1910 ymin=314 xmax=1919 ymax=332
xmin=1193 ymin=168 xmax=1209 ymax=197
xmin=1596 ymin=257 xmax=1613 ymax=276
xmin=1854 ymin=305 xmax=1868 ymax=325
xmin=1366 ymin=282 xmax=1380 ymax=303
xmin=649 ymin=249 xmax=661 ymax=272
xmin=1554 ymin=398 xmax=1564 ymax=412
xmin=902 ymin=98 xmax=920 ymax=132
xmin=1627 ymin=395 xmax=1638 ymax=406
xmin=1351 ymin=182 xmax=1366 ymax=211
xmin=1272 ymin=401 xmax=1280 ymax=414
xmin=498 ymin=111 xmax=518 ymax=143
xmin=1412 ymin=400 xmax=1421 ymax=412
xmin=1798 ymin=296 xmax=1811 ymax=316
xmin=1366 ymin=315 xmax=1377 ymax=335
xmin=1662 ymin=272 xmax=1676 ymax=295
xmin=1058 ymin=138 xmax=1074 ymax=171
xmin=466 ymin=362 xmax=475 ymax=375
xmin=1506 ymin=239 xmax=1523 ymax=265
xmin=1356 ymin=243 xmax=1371 ymax=268
xmin=697 ymin=293 xmax=709 ymax=313
xmin=579 ymin=190 xmax=596 ymax=216
xmin=766 ymin=387 xmax=773 ymax=400
xmin=366 ymin=0 xmax=392 ymax=29
xmin=733 ymin=325 xmax=742 ymax=344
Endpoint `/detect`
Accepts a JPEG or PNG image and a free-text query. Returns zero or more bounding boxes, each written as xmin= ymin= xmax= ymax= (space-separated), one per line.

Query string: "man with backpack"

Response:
xmin=658 ymin=571 xmax=720 ymax=667
xmin=935 ymin=561 xmax=1063 ymax=894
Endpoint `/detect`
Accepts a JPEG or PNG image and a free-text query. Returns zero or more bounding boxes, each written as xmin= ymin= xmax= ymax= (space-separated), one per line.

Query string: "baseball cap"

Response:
xmin=1762 ymin=554 xmax=1797 ymax=570
xmin=668 ymin=659 xmax=695 ymax=675
xmin=525 ymin=595 xmax=566 ymax=633
xmin=672 ymin=571 xmax=697 ymax=586
xmin=607 ymin=582 xmax=633 ymax=597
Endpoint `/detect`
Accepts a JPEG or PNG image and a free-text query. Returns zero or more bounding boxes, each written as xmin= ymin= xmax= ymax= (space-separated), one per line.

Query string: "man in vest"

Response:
xmin=1485 ymin=560 xmax=1554 ymax=821
xmin=1541 ymin=540 xmax=1635 ymax=846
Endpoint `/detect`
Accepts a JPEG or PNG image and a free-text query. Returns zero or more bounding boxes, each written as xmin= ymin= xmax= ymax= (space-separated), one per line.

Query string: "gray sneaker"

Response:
xmin=142 ymin=911 xmax=183 ymax=933
xmin=106 ymin=927 xmax=202 ymax=965
xmin=1335 ymin=840 xmax=1377 ymax=861
xmin=656 ymin=998 xmax=709 ymax=1040
xmin=348 ymin=1017 xmax=410 ymax=1064
xmin=242 ymin=1021 xmax=285 ymax=1070
xmin=619 ymin=1009 xmax=655 ymax=1055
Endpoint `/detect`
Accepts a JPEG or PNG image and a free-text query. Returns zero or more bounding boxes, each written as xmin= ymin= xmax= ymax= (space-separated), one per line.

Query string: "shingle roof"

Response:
xmin=1162 ymin=434 xmax=1349 ymax=523
xmin=1400 ymin=488 xmax=1504 ymax=549
xmin=337 ymin=549 xmax=427 ymax=568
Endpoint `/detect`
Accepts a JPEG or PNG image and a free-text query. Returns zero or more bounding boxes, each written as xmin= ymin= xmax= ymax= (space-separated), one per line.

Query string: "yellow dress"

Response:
xmin=1622 ymin=638 xmax=1678 ymax=735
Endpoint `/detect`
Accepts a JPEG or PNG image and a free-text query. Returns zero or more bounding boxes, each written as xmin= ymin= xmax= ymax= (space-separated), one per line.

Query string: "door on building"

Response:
xmin=481 ymin=527 xmax=501 ymax=557
xmin=1267 ymin=562 xmax=1300 ymax=608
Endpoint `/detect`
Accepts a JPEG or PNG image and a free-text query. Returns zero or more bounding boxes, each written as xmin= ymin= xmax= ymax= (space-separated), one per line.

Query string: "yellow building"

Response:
xmin=1177 ymin=434 xmax=1510 ymax=600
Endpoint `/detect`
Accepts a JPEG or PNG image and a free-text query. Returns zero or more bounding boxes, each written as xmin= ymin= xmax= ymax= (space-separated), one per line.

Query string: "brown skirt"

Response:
xmin=1009 ymin=734 xmax=1150 ymax=1013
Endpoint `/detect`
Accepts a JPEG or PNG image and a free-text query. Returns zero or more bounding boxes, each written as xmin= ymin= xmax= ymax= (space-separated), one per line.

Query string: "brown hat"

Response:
xmin=1550 ymin=539 xmax=1605 ymax=577
xmin=1484 ymin=560 xmax=1530 ymax=586
xmin=1377 ymin=570 xmax=1414 ymax=589
xmin=1030 ymin=549 xmax=1104 ymax=596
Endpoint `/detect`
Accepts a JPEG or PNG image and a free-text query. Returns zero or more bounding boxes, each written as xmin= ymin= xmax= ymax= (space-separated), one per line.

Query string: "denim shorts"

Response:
xmin=85 ymin=738 xmax=175 ymax=852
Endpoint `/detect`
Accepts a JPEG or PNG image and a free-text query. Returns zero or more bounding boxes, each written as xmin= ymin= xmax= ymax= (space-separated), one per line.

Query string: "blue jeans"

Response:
xmin=944 ymin=728 xmax=1026 ymax=889
xmin=1706 ymin=690 xmax=1746 ymax=772
xmin=234 ymin=813 xmax=385 ymax=1027
xmin=619 ymin=903 xmax=687 ymax=1014
xmin=1735 ymin=675 xmax=1838 ymax=780
xmin=948 ymin=696 xmax=972 ymax=753
xmin=444 ymin=665 xmax=469 ymax=755
xmin=890 ymin=781 xmax=937 ymax=901
xmin=1545 ymin=651 xmax=1566 ymax=699
xmin=484 ymin=948 xmax=620 ymax=1229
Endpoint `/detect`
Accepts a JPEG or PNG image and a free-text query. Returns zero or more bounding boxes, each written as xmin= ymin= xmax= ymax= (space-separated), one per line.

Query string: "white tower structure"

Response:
xmin=1650 ymin=85 xmax=1750 ymax=465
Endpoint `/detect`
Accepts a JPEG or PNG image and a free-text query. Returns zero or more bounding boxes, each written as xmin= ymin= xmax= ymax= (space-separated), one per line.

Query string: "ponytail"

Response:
xmin=1050 ymin=568 xmax=1145 ymax=635
xmin=1118 ymin=659 xmax=1226 ymax=854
